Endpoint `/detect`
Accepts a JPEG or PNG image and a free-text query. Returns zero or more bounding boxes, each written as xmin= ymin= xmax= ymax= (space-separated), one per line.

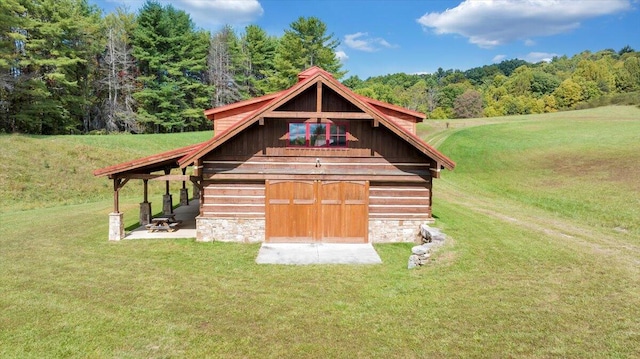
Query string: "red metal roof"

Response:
xmin=203 ymin=91 xmax=284 ymax=119
xmin=93 ymin=142 xmax=207 ymax=178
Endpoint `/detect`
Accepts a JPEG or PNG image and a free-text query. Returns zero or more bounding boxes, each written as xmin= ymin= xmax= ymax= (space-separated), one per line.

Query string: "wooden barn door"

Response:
xmin=266 ymin=180 xmax=368 ymax=243
xmin=318 ymin=181 xmax=368 ymax=243
xmin=266 ymin=180 xmax=316 ymax=242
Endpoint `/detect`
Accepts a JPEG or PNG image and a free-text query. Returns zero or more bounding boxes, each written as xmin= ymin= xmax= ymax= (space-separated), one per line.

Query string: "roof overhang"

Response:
xmin=93 ymin=142 xmax=207 ymax=179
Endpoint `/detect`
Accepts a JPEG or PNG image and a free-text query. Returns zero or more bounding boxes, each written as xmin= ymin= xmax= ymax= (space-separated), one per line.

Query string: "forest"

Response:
xmin=1 ymin=0 xmax=639 ymax=135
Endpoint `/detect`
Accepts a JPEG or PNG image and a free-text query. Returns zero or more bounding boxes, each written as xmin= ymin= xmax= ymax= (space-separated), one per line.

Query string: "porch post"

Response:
xmin=180 ymin=168 xmax=189 ymax=206
xmin=139 ymin=179 xmax=152 ymax=226
xmin=162 ymin=168 xmax=173 ymax=215
xmin=110 ymin=178 xmax=125 ymax=241
xmin=109 ymin=212 xmax=124 ymax=241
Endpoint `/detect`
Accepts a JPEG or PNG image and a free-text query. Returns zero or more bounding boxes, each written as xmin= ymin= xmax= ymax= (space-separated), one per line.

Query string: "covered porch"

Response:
xmin=94 ymin=142 xmax=206 ymax=241
xmin=125 ymin=199 xmax=199 ymax=239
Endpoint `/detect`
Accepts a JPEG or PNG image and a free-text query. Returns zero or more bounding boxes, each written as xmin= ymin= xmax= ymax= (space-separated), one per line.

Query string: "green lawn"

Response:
xmin=1 ymin=106 xmax=639 ymax=358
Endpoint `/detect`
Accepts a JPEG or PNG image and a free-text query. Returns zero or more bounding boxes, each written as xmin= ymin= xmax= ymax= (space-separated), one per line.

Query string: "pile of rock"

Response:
xmin=408 ymin=224 xmax=446 ymax=269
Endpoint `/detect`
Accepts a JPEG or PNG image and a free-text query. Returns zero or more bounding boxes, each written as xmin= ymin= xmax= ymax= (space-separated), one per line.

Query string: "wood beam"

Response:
xmin=189 ymin=178 xmax=204 ymax=192
xmin=150 ymin=174 xmax=201 ymax=182
xmin=316 ymin=81 xmax=322 ymax=112
xmin=203 ymin=173 xmax=430 ymax=183
xmin=263 ymin=111 xmax=372 ymax=119
xmin=164 ymin=168 xmax=171 ymax=195
xmin=430 ymin=162 xmax=442 ymax=178
xmin=113 ymin=177 xmax=129 ymax=213
xmin=143 ymin=179 xmax=149 ymax=203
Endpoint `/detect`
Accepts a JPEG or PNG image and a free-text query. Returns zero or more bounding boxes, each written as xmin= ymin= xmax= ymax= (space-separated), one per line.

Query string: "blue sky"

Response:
xmin=93 ymin=0 xmax=640 ymax=79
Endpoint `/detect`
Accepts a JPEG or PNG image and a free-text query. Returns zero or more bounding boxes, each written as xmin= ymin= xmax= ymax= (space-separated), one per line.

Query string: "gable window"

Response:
xmin=288 ymin=122 xmax=348 ymax=147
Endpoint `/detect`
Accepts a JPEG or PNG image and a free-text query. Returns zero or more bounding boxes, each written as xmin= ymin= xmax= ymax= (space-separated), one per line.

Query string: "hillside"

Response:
xmin=433 ymin=105 xmax=640 ymax=237
xmin=1 ymin=106 xmax=639 ymax=357
xmin=0 ymin=131 xmax=212 ymax=212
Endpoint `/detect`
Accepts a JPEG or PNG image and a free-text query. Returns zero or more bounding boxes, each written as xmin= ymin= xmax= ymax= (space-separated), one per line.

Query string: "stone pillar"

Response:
xmin=139 ymin=202 xmax=152 ymax=225
xmin=163 ymin=194 xmax=173 ymax=215
xmin=109 ymin=212 xmax=124 ymax=241
xmin=180 ymin=188 xmax=189 ymax=206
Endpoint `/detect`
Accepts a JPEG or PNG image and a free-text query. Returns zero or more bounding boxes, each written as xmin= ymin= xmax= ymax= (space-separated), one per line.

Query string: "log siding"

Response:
xmin=201 ymin=182 xmax=265 ymax=218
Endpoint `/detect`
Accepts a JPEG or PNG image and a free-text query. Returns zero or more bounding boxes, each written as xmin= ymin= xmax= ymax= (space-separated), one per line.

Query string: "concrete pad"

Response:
xmin=125 ymin=200 xmax=199 ymax=240
xmin=256 ymin=243 xmax=382 ymax=265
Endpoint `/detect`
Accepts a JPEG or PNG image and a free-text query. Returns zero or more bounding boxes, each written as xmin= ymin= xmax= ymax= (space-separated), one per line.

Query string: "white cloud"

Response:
xmin=344 ymin=32 xmax=398 ymax=52
xmin=106 ymin=0 xmax=264 ymax=29
xmin=417 ymin=0 xmax=632 ymax=48
xmin=525 ymin=52 xmax=558 ymax=63
xmin=492 ymin=54 xmax=506 ymax=62
xmin=335 ymin=50 xmax=349 ymax=62
xmin=524 ymin=39 xmax=536 ymax=47
xmin=180 ymin=0 xmax=264 ymax=28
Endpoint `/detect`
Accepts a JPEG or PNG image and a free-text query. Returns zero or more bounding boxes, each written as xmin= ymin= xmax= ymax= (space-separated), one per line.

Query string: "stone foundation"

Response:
xmin=369 ymin=219 xmax=435 ymax=243
xmin=109 ymin=212 xmax=124 ymax=241
xmin=196 ymin=217 xmax=265 ymax=243
xmin=195 ymin=217 xmax=434 ymax=243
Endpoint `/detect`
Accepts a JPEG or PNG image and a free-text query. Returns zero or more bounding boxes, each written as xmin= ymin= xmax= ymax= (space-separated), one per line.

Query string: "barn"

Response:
xmin=95 ymin=67 xmax=455 ymax=243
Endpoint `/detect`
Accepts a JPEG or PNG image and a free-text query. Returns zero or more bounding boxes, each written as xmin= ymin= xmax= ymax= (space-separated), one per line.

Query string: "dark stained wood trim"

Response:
xmin=117 ymin=174 xmax=202 ymax=181
xmin=203 ymin=173 xmax=430 ymax=183
xmin=263 ymin=111 xmax=372 ymax=119
xmin=316 ymin=81 xmax=322 ymax=112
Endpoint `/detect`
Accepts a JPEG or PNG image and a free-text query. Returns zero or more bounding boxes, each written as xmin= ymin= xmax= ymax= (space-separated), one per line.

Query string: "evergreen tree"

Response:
xmin=0 ymin=0 xmax=27 ymax=131
xmin=8 ymin=0 xmax=103 ymax=134
xmin=131 ymin=1 xmax=211 ymax=133
xmin=268 ymin=17 xmax=344 ymax=91
xmin=241 ymin=24 xmax=276 ymax=96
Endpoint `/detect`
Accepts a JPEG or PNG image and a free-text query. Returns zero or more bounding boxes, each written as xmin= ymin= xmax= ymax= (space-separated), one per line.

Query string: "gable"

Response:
xmin=179 ymin=67 xmax=455 ymax=171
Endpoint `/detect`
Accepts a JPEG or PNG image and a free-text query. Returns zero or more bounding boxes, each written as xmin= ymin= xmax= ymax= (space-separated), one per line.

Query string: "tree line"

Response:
xmin=0 ymin=0 xmax=342 ymax=134
xmin=1 ymin=0 xmax=638 ymax=135
xmin=345 ymin=48 xmax=640 ymax=119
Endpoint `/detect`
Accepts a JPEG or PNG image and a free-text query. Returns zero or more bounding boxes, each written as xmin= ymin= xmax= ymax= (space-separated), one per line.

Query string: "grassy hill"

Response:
xmin=0 ymin=131 xmax=212 ymax=211
xmin=1 ymin=106 xmax=639 ymax=357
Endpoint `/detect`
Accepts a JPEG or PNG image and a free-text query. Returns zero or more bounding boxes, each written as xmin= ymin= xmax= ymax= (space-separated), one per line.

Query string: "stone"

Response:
xmin=412 ymin=245 xmax=429 ymax=255
xmin=179 ymin=188 xmax=189 ymax=206
xmin=421 ymin=227 xmax=432 ymax=243
xmin=420 ymin=224 xmax=447 ymax=243
xmin=163 ymin=194 xmax=173 ymax=215
xmin=408 ymin=254 xmax=420 ymax=269
xmin=139 ymin=201 xmax=152 ymax=225
xmin=409 ymin=225 xmax=447 ymax=269
xmin=108 ymin=212 xmax=124 ymax=241
xmin=197 ymin=217 xmax=265 ymax=242
xmin=369 ymin=219 xmax=433 ymax=243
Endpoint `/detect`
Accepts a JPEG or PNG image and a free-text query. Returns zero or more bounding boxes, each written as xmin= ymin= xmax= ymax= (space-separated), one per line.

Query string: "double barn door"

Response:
xmin=266 ymin=180 xmax=369 ymax=243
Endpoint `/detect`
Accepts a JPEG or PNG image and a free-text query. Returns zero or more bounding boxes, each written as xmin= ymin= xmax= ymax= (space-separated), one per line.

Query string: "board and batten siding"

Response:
xmin=205 ymin=119 xmax=432 ymax=163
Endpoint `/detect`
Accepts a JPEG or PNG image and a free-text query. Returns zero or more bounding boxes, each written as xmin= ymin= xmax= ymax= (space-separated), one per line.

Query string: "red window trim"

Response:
xmin=287 ymin=121 xmax=349 ymax=148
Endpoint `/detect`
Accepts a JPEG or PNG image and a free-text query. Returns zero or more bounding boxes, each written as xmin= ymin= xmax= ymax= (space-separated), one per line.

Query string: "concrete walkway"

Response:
xmin=125 ymin=200 xmax=199 ymax=239
xmin=255 ymin=243 xmax=382 ymax=265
